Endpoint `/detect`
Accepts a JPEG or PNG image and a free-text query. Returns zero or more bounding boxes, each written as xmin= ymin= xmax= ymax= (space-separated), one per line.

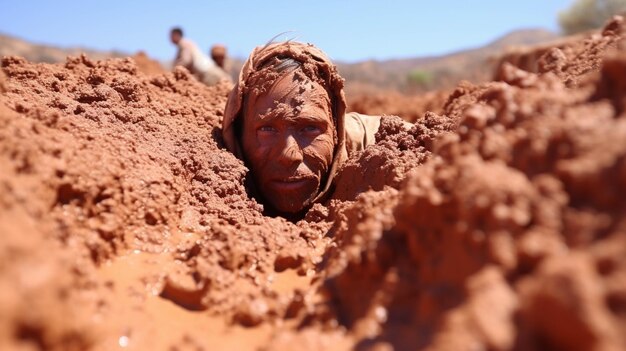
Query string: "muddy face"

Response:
xmin=241 ymin=70 xmax=335 ymax=214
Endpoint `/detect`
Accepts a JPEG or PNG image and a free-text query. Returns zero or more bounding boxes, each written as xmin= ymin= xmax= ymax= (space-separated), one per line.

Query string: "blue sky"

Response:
xmin=1 ymin=0 xmax=574 ymax=63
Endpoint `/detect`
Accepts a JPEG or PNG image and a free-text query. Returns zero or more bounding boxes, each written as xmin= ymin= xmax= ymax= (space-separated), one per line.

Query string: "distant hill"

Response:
xmin=336 ymin=28 xmax=561 ymax=94
xmin=0 ymin=33 xmax=127 ymax=63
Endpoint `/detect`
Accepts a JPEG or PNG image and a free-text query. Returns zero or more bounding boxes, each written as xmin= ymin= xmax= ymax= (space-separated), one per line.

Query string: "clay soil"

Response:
xmin=2 ymin=18 xmax=626 ymax=351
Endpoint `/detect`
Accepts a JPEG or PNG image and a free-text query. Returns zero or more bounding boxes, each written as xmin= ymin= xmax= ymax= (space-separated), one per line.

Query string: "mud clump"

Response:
xmin=132 ymin=51 xmax=166 ymax=76
xmin=332 ymin=112 xmax=454 ymax=201
xmin=1 ymin=18 xmax=626 ymax=351
xmin=496 ymin=16 xmax=624 ymax=88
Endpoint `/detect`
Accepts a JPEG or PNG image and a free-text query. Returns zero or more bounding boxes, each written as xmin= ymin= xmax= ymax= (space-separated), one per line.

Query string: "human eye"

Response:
xmin=301 ymin=125 xmax=322 ymax=135
xmin=258 ymin=125 xmax=277 ymax=133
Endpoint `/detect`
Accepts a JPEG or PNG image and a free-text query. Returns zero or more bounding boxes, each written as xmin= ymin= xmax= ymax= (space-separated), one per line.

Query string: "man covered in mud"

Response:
xmin=222 ymin=41 xmax=407 ymax=218
xmin=170 ymin=27 xmax=231 ymax=86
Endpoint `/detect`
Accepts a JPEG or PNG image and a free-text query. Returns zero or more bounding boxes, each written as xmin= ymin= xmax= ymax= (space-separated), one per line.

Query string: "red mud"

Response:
xmin=1 ymin=17 xmax=626 ymax=351
xmin=132 ymin=51 xmax=166 ymax=76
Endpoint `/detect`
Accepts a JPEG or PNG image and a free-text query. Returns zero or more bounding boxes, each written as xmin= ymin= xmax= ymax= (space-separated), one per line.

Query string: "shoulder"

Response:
xmin=179 ymin=39 xmax=195 ymax=49
xmin=343 ymin=112 xmax=382 ymax=155
xmin=345 ymin=112 xmax=381 ymax=130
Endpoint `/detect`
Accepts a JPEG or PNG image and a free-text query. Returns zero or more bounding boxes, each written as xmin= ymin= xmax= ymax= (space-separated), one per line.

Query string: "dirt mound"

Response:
xmin=318 ymin=65 xmax=626 ymax=351
xmin=0 ymin=54 xmax=325 ymax=349
xmin=1 ymin=17 xmax=626 ymax=351
xmin=132 ymin=51 xmax=166 ymax=76
xmin=495 ymin=16 xmax=624 ymax=87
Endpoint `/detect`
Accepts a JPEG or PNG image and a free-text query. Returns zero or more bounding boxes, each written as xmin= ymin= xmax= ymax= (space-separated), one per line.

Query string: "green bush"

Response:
xmin=559 ymin=0 xmax=626 ymax=35
xmin=407 ymin=70 xmax=433 ymax=88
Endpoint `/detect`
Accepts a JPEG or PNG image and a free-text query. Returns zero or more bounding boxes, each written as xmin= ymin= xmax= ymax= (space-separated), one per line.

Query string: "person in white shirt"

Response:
xmin=170 ymin=27 xmax=231 ymax=86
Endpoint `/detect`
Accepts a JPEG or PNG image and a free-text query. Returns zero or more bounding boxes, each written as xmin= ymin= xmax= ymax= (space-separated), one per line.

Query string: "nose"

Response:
xmin=277 ymin=134 xmax=303 ymax=167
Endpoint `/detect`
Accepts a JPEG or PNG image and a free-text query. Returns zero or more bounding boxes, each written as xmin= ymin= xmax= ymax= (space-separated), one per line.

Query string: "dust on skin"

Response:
xmin=242 ymin=69 xmax=336 ymax=215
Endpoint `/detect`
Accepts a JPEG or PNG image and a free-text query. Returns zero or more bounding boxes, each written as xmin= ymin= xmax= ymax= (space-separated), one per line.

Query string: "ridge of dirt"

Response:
xmin=271 ymin=16 xmax=626 ymax=351
xmin=0 ymin=54 xmax=329 ymax=350
xmin=1 ymin=17 xmax=626 ymax=351
xmin=495 ymin=16 xmax=625 ymax=88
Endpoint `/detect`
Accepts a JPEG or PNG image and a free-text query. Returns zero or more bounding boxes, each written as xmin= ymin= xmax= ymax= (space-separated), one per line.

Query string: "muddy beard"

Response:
xmin=250 ymin=178 xmax=320 ymax=221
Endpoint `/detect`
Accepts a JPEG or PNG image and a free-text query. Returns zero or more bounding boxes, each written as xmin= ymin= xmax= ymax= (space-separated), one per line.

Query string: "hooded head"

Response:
xmin=210 ymin=44 xmax=227 ymax=69
xmin=222 ymin=41 xmax=348 ymax=216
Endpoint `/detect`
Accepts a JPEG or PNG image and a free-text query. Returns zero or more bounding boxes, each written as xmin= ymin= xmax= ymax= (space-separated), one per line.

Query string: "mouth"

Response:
xmin=270 ymin=176 xmax=314 ymax=191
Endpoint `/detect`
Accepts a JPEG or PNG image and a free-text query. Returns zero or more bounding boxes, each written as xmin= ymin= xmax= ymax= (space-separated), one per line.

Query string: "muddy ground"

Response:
xmin=1 ymin=17 xmax=626 ymax=351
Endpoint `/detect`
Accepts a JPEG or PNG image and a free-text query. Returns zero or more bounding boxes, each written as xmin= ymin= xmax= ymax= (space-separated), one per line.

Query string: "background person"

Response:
xmin=210 ymin=44 xmax=228 ymax=70
xmin=170 ymin=27 xmax=230 ymax=86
